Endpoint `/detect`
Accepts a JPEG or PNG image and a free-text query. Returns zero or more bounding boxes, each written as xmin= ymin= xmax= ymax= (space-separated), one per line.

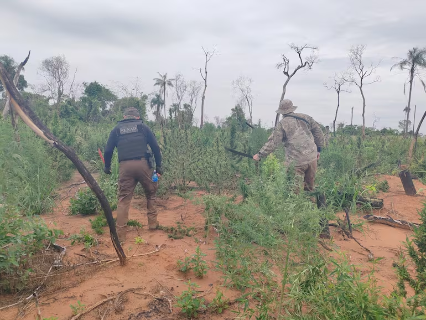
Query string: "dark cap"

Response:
xmin=123 ymin=107 xmax=140 ymax=118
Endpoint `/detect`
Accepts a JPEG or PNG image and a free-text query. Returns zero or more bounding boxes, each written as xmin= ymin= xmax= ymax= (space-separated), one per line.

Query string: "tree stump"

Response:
xmin=399 ymin=170 xmax=417 ymax=196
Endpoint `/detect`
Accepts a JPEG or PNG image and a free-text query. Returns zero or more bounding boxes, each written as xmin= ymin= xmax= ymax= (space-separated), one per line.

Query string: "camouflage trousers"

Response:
xmin=116 ymin=159 xmax=158 ymax=242
xmin=294 ymin=159 xmax=317 ymax=192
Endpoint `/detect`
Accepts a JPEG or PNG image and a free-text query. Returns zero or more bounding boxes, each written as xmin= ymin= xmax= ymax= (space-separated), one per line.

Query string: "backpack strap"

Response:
xmin=283 ymin=114 xmax=310 ymax=127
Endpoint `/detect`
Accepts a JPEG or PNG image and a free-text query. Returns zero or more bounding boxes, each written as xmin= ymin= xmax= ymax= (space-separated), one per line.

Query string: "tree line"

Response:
xmin=1 ymin=45 xmax=425 ymax=136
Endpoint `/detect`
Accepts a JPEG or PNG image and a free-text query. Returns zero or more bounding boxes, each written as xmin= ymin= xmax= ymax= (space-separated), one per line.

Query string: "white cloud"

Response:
xmin=1 ymin=0 xmax=426 ymax=131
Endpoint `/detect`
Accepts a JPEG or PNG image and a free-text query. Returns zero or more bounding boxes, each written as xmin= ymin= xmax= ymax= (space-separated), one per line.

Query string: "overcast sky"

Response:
xmin=1 ymin=0 xmax=426 ymax=131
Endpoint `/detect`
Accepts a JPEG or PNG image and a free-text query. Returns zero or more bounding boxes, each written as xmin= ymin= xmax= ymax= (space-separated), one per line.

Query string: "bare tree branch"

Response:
xmin=347 ymin=45 xmax=380 ymax=139
xmin=38 ymin=55 xmax=70 ymax=115
xmin=199 ymin=47 xmax=215 ymax=128
xmin=0 ymin=62 xmax=126 ymax=265
xmin=275 ymin=44 xmax=318 ymax=126
xmin=324 ymin=72 xmax=350 ymax=136
xmin=3 ymin=51 xmax=31 ymax=118
xmin=233 ymin=76 xmax=254 ymax=125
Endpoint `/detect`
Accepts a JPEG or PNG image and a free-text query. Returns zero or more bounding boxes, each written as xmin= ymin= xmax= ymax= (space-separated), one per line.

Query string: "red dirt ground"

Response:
xmin=0 ymin=173 xmax=425 ymax=319
xmin=330 ymin=175 xmax=426 ymax=294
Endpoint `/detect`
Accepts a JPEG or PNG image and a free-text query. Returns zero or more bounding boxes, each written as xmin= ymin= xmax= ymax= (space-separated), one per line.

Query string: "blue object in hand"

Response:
xmin=152 ymin=170 xmax=158 ymax=182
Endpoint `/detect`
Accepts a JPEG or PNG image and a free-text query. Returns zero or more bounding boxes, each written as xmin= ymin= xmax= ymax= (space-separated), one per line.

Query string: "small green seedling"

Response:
xmin=177 ymin=246 xmax=209 ymax=278
xmin=134 ymin=236 xmax=145 ymax=245
xmin=191 ymin=246 xmax=209 ymax=278
xmin=176 ymin=281 xmax=206 ymax=318
xmin=127 ymin=219 xmax=142 ymax=227
xmin=177 ymin=256 xmax=192 ymax=273
xmin=69 ymin=229 xmax=98 ymax=249
xmin=208 ymin=289 xmax=229 ymax=314
xmin=70 ymin=300 xmax=85 ymax=315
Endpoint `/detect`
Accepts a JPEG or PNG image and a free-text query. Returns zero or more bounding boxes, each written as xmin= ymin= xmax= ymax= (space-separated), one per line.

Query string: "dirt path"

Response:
xmin=1 ymin=173 xmax=424 ymax=319
xmin=1 ymin=172 xmax=240 ymax=320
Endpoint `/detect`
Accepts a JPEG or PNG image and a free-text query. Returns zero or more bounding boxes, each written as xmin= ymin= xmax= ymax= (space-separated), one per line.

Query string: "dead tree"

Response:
xmin=173 ymin=73 xmax=187 ymax=110
xmin=188 ymin=80 xmax=202 ymax=117
xmin=409 ymin=111 xmax=426 ymax=162
xmin=2 ymin=51 xmax=31 ymax=119
xmin=347 ymin=45 xmax=380 ymax=139
xmin=0 ymin=61 xmax=126 ymax=265
xmin=275 ymin=44 xmax=318 ymax=126
xmin=351 ymin=107 xmax=354 ymax=125
xmin=233 ymin=76 xmax=254 ymax=125
xmin=39 ymin=55 xmax=70 ymax=115
xmin=324 ymin=72 xmax=350 ymax=136
xmin=199 ymin=47 xmax=215 ymax=129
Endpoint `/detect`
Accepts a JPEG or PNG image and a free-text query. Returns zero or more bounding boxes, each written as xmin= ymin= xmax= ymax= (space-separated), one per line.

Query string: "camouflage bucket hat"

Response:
xmin=123 ymin=107 xmax=140 ymax=118
xmin=276 ymin=99 xmax=297 ymax=115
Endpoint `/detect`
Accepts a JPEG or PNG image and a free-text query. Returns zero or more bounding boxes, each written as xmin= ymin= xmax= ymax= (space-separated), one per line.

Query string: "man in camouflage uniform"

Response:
xmin=253 ymin=99 xmax=324 ymax=192
xmin=104 ymin=107 xmax=163 ymax=243
xmin=253 ymin=99 xmax=329 ymax=238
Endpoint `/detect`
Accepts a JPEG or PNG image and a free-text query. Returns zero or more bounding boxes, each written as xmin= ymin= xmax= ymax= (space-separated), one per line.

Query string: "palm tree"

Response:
xmin=391 ymin=47 xmax=426 ymax=135
xmin=150 ymin=93 xmax=164 ymax=124
xmin=153 ymin=73 xmax=174 ymax=123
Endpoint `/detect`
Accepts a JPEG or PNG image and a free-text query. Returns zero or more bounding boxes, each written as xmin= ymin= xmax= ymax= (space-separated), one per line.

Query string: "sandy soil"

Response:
xmin=0 ymin=173 xmax=424 ymax=319
xmin=329 ymin=175 xmax=426 ymax=294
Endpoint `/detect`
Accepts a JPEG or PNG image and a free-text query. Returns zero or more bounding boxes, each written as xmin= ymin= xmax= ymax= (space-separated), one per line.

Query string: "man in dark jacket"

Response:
xmin=104 ymin=107 xmax=162 ymax=243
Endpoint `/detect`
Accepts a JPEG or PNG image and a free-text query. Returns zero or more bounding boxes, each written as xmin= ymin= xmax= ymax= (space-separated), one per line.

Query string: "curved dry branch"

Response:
xmin=2 ymin=51 xmax=31 ymax=118
xmin=0 ymin=61 xmax=126 ymax=265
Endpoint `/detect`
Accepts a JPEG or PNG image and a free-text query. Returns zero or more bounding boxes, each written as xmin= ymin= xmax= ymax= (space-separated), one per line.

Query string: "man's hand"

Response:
xmin=104 ymin=167 xmax=111 ymax=174
xmin=317 ymin=152 xmax=320 ymax=160
xmin=253 ymin=154 xmax=260 ymax=161
xmin=156 ymin=167 xmax=163 ymax=177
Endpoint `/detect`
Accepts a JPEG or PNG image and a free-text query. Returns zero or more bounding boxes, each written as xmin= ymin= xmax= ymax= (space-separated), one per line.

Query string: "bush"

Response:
xmin=0 ymin=206 xmax=61 ymax=292
xmin=69 ymin=178 xmax=117 ymax=215
xmin=176 ymin=281 xmax=206 ymax=318
xmin=0 ymin=120 xmax=58 ymax=215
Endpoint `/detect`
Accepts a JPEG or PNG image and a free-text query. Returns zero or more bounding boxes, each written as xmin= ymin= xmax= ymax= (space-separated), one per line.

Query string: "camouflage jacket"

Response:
xmin=258 ymin=113 xmax=324 ymax=166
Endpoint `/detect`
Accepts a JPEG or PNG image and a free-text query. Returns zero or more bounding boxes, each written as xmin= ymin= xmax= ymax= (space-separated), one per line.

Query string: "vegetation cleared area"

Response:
xmin=1 ymin=47 xmax=426 ymax=319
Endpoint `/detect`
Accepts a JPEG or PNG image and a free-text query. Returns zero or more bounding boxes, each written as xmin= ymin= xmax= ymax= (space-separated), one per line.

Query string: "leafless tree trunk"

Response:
xmin=188 ymin=80 xmax=202 ymax=120
xmin=0 ymin=61 xmax=126 ymax=265
xmin=199 ymin=47 xmax=215 ymax=129
xmin=351 ymin=107 xmax=354 ymax=126
xmin=39 ymin=55 xmax=70 ymax=116
xmin=413 ymin=105 xmax=417 ymax=136
xmin=4 ymin=52 xmax=31 ymax=142
xmin=404 ymin=68 xmax=415 ymax=135
xmin=275 ymin=44 xmax=318 ymax=127
xmin=233 ymin=76 xmax=254 ymax=125
xmin=324 ymin=72 xmax=349 ymax=136
xmin=409 ymin=111 xmax=426 ymax=162
xmin=173 ymin=74 xmax=188 ymax=127
xmin=3 ymin=51 xmax=31 ymax=119
xmin=347 ymin=45 xmax=380 ymax=139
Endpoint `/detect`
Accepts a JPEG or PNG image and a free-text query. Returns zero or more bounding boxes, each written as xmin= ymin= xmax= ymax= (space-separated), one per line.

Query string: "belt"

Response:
xmin=119 ymin=157 xmax=144 ymax=162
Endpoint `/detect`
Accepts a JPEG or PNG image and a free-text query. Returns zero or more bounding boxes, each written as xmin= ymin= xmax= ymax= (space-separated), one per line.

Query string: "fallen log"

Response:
xmin=0 ymin=60 xmax=126 ymax=265
xmin=363 ymin=214 xmax=419 ymax=230
xmin=356 ymin=196 xmax=384 ymax=209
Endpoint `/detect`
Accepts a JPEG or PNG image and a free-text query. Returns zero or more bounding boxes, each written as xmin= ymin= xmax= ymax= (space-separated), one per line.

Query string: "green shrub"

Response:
xmin=90 ymin=214 xmax=108 ymax=234
xmin=69 ymin=229 xmax=98 ymax=249
xmin=69 ymin=178 xmax=117 ymax=216
xmin=208 ymin=289 xmax=229 ymax=314
xmin=0 ymin=206 xmax=61 ymax=292
xmin=176 ymin=281 xmax=206 ymax=318
xmin=70 ymin=188 xmax=99 ymax=215
xmin=177 ymin=246 xmax=209 ymax=278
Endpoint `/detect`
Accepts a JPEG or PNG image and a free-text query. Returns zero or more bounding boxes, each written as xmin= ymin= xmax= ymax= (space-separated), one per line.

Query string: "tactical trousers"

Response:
xmin=116 ymin=159 xmax=158 ymax=241
xmin=294 ymin=159 xmax=317 ymax=192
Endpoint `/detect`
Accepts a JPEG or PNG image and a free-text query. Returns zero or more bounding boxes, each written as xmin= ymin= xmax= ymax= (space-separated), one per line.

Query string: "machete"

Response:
xmin=225 ymin=147 xmax=254 ymax=159
xmin=98 ymin=148 xmax=105 ymax=164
